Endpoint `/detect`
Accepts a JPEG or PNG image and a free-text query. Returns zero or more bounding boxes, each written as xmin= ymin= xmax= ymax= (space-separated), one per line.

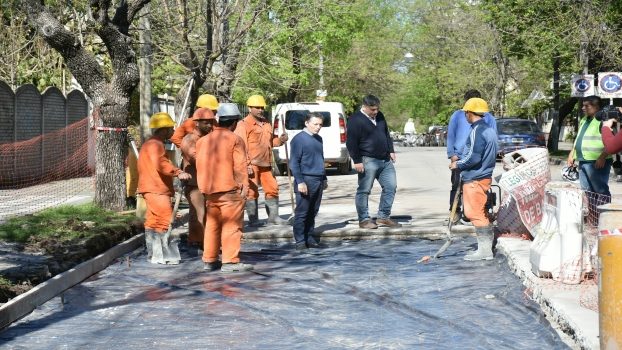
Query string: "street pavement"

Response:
xmin=2 ymin=142 xmax=614 ymax=349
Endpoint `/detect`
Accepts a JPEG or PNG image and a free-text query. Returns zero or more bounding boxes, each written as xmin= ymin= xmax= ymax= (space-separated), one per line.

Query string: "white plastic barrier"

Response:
xmin=497 ymin=148 xmax=550 ymax=237
xmin=530 ymin=181 xmax=592 ymax=283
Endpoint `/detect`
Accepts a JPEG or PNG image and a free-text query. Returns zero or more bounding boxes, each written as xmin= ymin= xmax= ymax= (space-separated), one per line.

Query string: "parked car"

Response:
xmin=271 ymin=102 xmax=352 ymax=175
xmin=496 ymin=118 xmax=546 ymax=157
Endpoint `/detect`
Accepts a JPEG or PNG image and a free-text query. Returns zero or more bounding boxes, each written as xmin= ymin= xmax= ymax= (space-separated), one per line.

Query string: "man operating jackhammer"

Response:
xmin=234 ymin=94 xmax=288 ymax=226
xmin=196 ymin=103 xmax=253 ymax=273
xmin=179 ymin=108 xmax=216 ymax=252
xmin=137 ymin=112 xmax=192 ymax=264
xmin=449 ymin=98 xmax=498 ymax=261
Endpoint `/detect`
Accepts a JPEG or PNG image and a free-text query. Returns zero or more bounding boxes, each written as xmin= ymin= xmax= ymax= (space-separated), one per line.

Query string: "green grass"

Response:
xmin=0 ymin=276 xmax=12 ymax=288
xmin=0 ymin=203 xmax=138 ymax=243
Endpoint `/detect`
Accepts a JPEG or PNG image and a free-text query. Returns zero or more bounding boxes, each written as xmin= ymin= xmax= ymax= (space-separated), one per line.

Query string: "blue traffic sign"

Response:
xmin=599 ymin=74 xmax=622 ymax=93
xmin=575 ymin=79 xmax=591 ymax=92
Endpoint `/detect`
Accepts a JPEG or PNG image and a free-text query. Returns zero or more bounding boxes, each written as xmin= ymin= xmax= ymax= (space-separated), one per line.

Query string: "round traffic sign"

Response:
xmin=575 ymin=79 xmax=591 ymax=92
xmin=599 ymin=74 xmax=622 ymax=93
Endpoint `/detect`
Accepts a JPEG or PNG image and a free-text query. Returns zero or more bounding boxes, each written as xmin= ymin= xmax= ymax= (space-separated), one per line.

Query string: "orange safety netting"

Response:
xmin=0 ymin=118 xmax=94 ymax=222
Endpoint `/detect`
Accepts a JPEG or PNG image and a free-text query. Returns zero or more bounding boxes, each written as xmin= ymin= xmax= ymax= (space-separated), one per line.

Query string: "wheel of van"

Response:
xmin=338 ymin=160 xmax=352 ymax=175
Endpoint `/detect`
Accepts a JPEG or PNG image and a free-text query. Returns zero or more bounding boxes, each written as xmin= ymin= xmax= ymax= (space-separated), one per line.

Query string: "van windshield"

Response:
xmin=285 ymin=110 xmax=331 ymax=130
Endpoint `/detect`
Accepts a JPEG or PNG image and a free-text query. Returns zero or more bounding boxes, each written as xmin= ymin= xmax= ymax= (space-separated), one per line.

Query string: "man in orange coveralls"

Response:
xmin=171 ymin=94 xmax=219 ymax=148
xmin=137 ymin=112 xmax=192 ymax=264
xmin=196 ymin=103 xmax=253 ymax=273
xmin=234 ymin=94 xmax=288 ymax=226
xmin=179 ymin=108 xmax=216 ymax=251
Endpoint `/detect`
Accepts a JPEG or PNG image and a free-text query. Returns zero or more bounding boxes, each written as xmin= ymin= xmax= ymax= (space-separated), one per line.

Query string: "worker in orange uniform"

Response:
xmin=137 ymin=112 xmax=192 ymax=264
xmin=171 ymin=94 xmax=219 ymax=148
xmin=235 ymin=94 xmax=288 ymax=226
xmin=196 ymin=103 xmax=253 ymax=273
xmin=179 ymin=108 xmax=216 ymax=252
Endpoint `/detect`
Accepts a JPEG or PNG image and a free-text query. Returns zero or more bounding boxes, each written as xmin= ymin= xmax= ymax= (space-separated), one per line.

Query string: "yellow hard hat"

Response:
xmin=196 ymin=94 xmax=219 ymax=110
xmin=192 ymin=108 xmax=216 ymax=120
xmin=246 ymin=94 xmax=267 ymax=107
xmin=462 ymin=98 xmax=489 ymax=114
xmin=149 ymin=112 xmax=175 ymax=129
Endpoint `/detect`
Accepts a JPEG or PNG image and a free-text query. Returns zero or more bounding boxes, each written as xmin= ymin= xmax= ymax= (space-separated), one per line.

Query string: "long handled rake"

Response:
xmin=432 ymin=179 xmax=463 ymax=260
xmin=417 ymin=180 xmax=462 ymax=263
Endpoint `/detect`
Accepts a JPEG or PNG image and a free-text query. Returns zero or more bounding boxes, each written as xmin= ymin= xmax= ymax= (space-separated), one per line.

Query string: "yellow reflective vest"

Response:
xmin=574 ymin=117 xmax=611 ymax=161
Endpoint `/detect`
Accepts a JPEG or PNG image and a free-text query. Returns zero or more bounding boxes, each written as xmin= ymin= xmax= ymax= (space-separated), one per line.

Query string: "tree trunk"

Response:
xmin=93 ymin=93 xmax=130 ymax=212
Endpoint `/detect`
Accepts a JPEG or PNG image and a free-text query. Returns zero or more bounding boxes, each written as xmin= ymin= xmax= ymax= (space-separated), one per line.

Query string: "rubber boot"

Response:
xmin=464 ymin=225 xmax=494 ymax=261
xmin=265 ymin=198 xmax=288 ymax=225
xmin=150 ymin=231 xmax=166 ymax=264
xmin=144 ymin=229 xmax=156 ymax=259
xmin=161 ymin=231 xmax=181 ymax=265
xmin=150 ymin=231 xmax=181 ymax=265
xmin=245 ymin=199 xmax=263 ymax=227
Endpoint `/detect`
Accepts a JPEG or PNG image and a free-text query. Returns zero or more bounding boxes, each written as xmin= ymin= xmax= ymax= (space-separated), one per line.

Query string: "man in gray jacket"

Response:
xmin=449 ymin=98 xmax=498 ymax=261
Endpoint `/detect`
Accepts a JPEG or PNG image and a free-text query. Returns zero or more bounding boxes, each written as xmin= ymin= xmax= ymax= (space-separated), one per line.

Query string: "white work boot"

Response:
xmin=144 ymin=229 xmax=156 ymax=259
xmin=464 ymin=225 xmax=494 ymax=261
xmin=150 ymin=231 xmax=180 ymax=265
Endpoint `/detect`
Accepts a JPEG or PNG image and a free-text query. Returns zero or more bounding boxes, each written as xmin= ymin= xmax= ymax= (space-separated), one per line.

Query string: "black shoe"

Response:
xmin=204 ymin=261 xmax=222 ymax=271
xmin=306 ymin=241 xmax=326 ymax=249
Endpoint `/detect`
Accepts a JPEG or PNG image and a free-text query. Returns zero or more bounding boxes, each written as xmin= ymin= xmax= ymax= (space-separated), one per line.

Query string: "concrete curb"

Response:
xmin=242 ymin=224 xmax=475 ymax=242
xmin=0 ymin=233 xmax=145 ymax=330
xmin=496 ymin=237 xmax=599 ymax=350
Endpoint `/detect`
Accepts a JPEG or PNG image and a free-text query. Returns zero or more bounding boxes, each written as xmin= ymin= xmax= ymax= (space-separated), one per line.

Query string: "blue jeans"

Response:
xmin=355 ymin=157 xmax=397 ymax=222
xmin=579 ymin=160 xmax=612 ymax=197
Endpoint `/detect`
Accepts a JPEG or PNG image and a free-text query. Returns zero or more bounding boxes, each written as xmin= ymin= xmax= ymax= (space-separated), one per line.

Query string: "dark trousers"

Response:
xmin=450 ymin=168 xmax=462 ymax=211
xmin=293 ymin=175 xmax=324 ymax=244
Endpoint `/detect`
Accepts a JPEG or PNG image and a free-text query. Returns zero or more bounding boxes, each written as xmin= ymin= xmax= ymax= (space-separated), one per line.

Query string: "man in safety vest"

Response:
xmin=567 ymin=95 xmax=612 ymax=223
xmin=196 ymin=103 xmax=253 ymax=273
xmin=137 ymin=112 xmax=192 ymax=264
xmin=171 ymin=94 xmax=219 ymax=147
xmin=449 ymin=98 xmax=498 ymax=261
xmin=179 ymin=108 xmax=216 ymax=251
xmin=235 ymin=94 xmax=288 ymax=226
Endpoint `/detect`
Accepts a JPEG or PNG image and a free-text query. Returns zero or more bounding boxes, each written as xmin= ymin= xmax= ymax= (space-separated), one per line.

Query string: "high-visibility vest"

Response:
xmin=575 ymin=117 xmax=611 ymax=161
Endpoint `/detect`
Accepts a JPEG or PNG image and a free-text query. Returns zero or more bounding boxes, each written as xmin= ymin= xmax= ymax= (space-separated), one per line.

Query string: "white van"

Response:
xmin=271 ymin=102 xmax=351 ymax=175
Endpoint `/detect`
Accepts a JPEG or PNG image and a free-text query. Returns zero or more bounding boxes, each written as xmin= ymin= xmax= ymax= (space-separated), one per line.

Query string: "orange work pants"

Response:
xmin=184 ymin=185 xmax=206 ymax=245
xmin=247 ymin=165 xmax=279 ymax=200
xmin=462 ymin=178 xmax=492 ymax=227
xmin=202 ymin=191 xmax=245 ymax=264
xmin=143 ymin=193 xmax=172 ymax=233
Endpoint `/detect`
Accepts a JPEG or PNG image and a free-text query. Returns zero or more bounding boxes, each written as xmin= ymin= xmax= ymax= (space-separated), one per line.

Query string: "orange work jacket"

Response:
xmin=180 ymin=129 xmax=204 ymax=187
xmin=171 ymin=118 xmax=195 ymax=148
xmin=234 ymin=114 xmax=283 ymax=167
xmin=137 ymin=136 xmax=181 ymax=196
xmin=196 ymin=127 xmax=249 ymax=195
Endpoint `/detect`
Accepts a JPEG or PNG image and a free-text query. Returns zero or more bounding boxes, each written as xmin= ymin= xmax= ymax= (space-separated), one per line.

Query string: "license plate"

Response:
xmin=511 ymin=138 xmax=524 ymax=143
